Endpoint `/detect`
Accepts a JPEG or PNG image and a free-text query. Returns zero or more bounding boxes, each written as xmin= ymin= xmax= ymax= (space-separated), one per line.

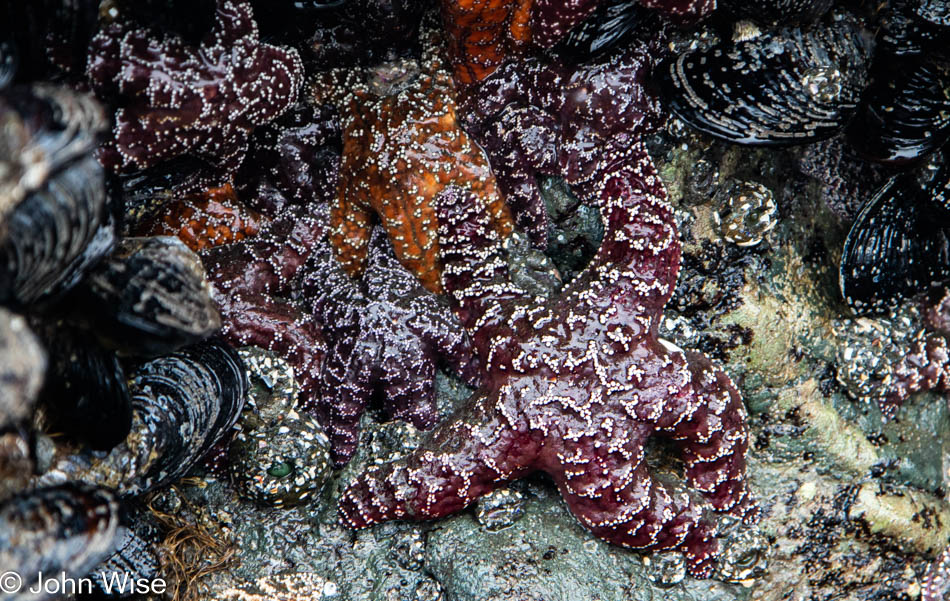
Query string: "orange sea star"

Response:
xmin=311 ymin=30 xmax=513 ymax=294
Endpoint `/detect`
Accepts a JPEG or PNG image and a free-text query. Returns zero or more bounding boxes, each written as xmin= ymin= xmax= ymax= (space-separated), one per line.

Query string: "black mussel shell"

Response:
xmin=552 ymin=0 xmax=653 ymax=62
xmin=659 ymin=14 xmax=874 ymax=145
xmin=0 ymin=85 xmax=113 ymax=308
xmin=847 ymin=58 xmax=950 ymax=164
xmin=40 ymin=341 xmax=247 ymax=496
xmin=0 ymin=484 xmax=119 ymax=601
xmin=0 ymin=308 xmax=45 ymax=430
xmin=35 ymin=323 xmax=131 ymax=451
xmin=63 ymin=237 xmax=222 ymax=357
xmin=120 ymin=341 xmax=247 ymax=494
xmin=720 ymin=0 xmax=834 ymax=24
xmin=878 ymin=0 xmax=946 ymax=58
xmin=840 ymin=173 xmax=950 ymax=315
xmin=917 ymin=0 xmax=950 ymax=27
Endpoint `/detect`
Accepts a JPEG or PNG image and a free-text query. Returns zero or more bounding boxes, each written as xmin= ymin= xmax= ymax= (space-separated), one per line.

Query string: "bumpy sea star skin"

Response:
xmin=311 ymin=29 xmax=514 ymax=294
xmin=924 ymin=544 xmax=950 ymax=601
xmin=461 ymin=39 xmax=664 ymax=244
xmin=87 ymin=0 xmax=303 ymax=177
xmin=441 ymin=0 xmax=534 ymax=87
xmin=200 ymin=206 xmax=328 ymax=414
xmin=340 ymin=140 xmax=757 ymax=577
xmin=136 ymin=183 xmax=265 ymax=252
xmin=235 ymin=103 xmax=342 ymax=217
xmin=300 ymin=228 xmax=481 ymax=465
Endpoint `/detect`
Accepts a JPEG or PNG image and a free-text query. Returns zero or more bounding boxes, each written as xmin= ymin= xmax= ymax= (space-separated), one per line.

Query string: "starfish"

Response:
xmin=298 ymin=227 xmax=481 ymax=465
xmin=460 ymin=38 xmax=664 ymax=245
xmin=441 ymin=0 xmax=710 ymax=89
xmin=311 ymin=28 xmax=514 ymax=294
xmin=135 ymin=182 xmax=266 ymax=252
xmin=200 ymin=206 xmax=328 ymax=416
xmin=87 ymin=0 xmax=303 ymax=177
xmin=200 ymin=202 xmax=481 ymax=464
xmin=339 ymin=138 xmax=757 ymax=577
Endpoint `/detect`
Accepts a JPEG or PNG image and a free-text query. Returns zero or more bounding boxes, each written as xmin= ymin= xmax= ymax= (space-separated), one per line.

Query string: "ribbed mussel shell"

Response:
xmin=659 ymin=14 xmax=874 ymax=145
xmin=0 ymin=85 xmax=113 ymax=307
xmin=847 ymin=58 xmax=950 ymax=164
xmin=0 ymin=484 xmax=119 ymax=601
xmin=552 ymin=0 xmax=650 ymax=62
xmin=35 ymin=323 xmax=131 ymax=451
xmin=63 ymin=236 xmax=222 ymax=356
xmin=0 ymin=308 xmax=46 ymax=429
xmin=840 ymin=172 xmax=950 ymax=315
xmin=41 ymin=341 xmax=247 ymax=496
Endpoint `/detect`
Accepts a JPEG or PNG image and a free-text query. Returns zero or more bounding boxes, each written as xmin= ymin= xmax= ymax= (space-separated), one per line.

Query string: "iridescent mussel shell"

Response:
xmin=840 ymin=172 xmax=950 ymax=315
xmin=659 ymin=14 xmax=874 ymax=145
xmin=62 ymin=236 xmax=222 ymax=357
xmin=0 ymin=484 xmax=119 ymax=601
xmin=847 ymin=58 xmax=950 ymax=164
xmin=0 ymin=308 xmax=45 ymax=430
xmin=0 ymin=85 xmax=113 ymax=308
xmin=34 ymin=323 xmax=131 ymax=451
xmin=551 ymin=0 xmax=653 ymax=62
xmin=41 ymin=341 xmax=247 ymax=496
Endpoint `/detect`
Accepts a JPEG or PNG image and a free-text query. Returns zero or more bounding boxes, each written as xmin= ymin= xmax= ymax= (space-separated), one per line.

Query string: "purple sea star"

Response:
xmin=339 ymin=137 xmax=758 ymax=577
xmin=299 ymin=228 xmax=481 ymax=466
xmin=87 ymin=0 xmax=303 ymax=178
xmin=460 ymin=36 xmax=665 ymax=245
xmin=200 ymin=207 xmax=328 ymax=416
xmin=201 ymin=202 xmax=481 ymax=465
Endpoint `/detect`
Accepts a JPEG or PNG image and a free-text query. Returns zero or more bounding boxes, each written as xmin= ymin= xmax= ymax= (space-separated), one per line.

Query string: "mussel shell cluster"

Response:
xmin=0 ymin=78 xmax=246 ymax=592
xmin=659 ymin=14 xmax=874 ymax=146
xmin=63 ymin=236 xmax=222 ymax=357
xmin=41 ymin=341 xmax=247 ymax=496
xmin=0 ymin=484 xmax=120 ymax=601
xmin=0 ymin=85 xmax=112 ymax=308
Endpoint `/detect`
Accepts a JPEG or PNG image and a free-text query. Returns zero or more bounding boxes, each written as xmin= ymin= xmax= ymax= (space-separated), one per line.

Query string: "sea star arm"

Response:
xmin=436 ymin=186 xmax=532 ymax=365
xmin=551 ymin=433 xmax=720 ymax=577
xmin=562 ymin=140 xmax=680 ymax=321
xmin=669 ymin=351 xmax=757 ymax=519
xmin=339 ymin=386 xmax=541 ymax=527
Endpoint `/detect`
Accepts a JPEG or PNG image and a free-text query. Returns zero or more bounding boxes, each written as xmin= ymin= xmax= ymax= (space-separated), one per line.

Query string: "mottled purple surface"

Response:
xmin=461 ymin=38 xmax=664 ymax=245
xmin=300 ymin=228 xmax=481 ymax=466
xmin=88 ymin=0 xmax=303 ymax=177
xmin=200 ymin=208 xmax=328 ymax=417
xmin=340 ymin=137 xmax=757 ymax=577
